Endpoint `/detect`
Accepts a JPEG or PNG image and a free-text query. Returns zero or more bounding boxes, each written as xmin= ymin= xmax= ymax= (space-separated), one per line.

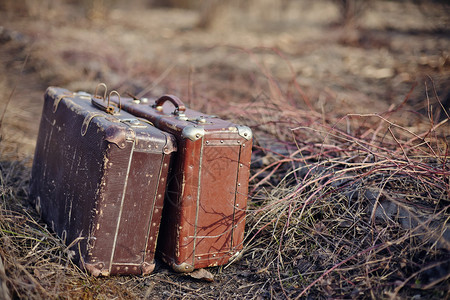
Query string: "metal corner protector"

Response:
xmin=236 ymin=125 xmax=252 ymax=140
xmin=181 ymin=126 xmax=205 ymax=141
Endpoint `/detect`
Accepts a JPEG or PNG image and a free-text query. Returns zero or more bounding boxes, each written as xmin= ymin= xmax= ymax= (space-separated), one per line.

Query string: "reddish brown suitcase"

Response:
xmin=29 ymin=86 xmax=176 ymax=276
xmin=109 ymin=94 xmax=252 ymax=272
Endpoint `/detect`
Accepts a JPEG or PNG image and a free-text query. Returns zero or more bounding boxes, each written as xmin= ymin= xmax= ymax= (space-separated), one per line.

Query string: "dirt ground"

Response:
xmin=0 ymin=0 xmax=449 ymax=299
xmin=1 ymin=0 xmax=448 ymax=159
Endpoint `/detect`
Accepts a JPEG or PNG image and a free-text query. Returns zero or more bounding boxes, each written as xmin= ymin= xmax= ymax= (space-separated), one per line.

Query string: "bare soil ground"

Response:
xmin=0 ymin=0 xmax=449 ymax=299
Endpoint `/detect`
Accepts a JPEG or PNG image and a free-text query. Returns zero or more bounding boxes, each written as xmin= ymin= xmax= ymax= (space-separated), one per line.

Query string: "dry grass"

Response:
xmin=0 ymin=157 xmax=143 ymax=299
xmin=235 ymin=76 xmax=450 ymax=298
xmin=0 ymin=0 xmax=449 ymax=299
xmin=1 ymin=80 xmax=448 ymax=298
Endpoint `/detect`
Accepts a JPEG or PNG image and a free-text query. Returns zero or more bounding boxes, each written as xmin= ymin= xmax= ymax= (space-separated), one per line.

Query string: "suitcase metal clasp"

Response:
xmin=75 ymin=91 xmax=92 ymax=99
xmin=120 ymin=118 xmax=148 ymax=128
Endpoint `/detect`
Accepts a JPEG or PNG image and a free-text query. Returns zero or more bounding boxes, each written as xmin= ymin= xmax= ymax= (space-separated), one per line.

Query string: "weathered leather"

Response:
xmin=110 ymin=94 xmax=252 ymax=272
xmin=29 ymin=87 xmax=176 ymax=276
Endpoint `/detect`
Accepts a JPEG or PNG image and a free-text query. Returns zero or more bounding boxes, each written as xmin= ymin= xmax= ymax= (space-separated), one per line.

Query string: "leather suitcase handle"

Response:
xmin=154 ymin=95 xmax=186 ymax=115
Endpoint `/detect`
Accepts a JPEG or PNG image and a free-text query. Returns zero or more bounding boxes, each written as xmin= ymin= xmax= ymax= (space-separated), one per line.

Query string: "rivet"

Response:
xmin=157 ymin=194 xmax=162 ymax=199
xmin=242 ymin=144 xmax=245 ymax=147
xmin=125 ymin=267 xmax=129 ymax=271
xmin=179 ymin=226 xmax=183 ymax=230
xmin=237 ymin=141 xmax=241 ymax=144
xmin=155 ymin=208 xmax=159 ymax=213
xmin=213 ymin=254 xmax=216 ymax=257
xmin=196 ymin=134 xmax=200 ymax=138
xmin=237 ymin=183 xmax=241 ymax=186
xmin=164 ymin=163 xmax=168 ymax=167
xmin=236 ymin=204 xmax=239 ymax=207
xmin=197 ymin=257 xmax=201 ymax=260
xmin=206 ymin=141 xmax=210 ymax=144
xmin=239 ymin=163 xmax=243 ymax=167
xmin=149 ymin=236 xmax=153 ymax=240
xmin=244 ymin=133 xmax=247 ymax=136
xmin=220 ymin=140 xmax=224 ymax=143
xmin=185 ymin=266 xmax=189 ymax=269
xmin=161 ymin=178 xmax=165 ymax=182
xmin=153 ymin=222 xmax=157 ymax=226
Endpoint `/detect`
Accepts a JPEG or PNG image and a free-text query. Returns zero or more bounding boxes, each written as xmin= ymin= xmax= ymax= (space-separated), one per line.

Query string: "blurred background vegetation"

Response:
xmin=1 ymin=0 xmax=449 ymax=30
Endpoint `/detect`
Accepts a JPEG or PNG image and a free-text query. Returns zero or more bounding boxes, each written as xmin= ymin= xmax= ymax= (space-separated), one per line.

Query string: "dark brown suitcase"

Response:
xmin=29 ymin=86 xmax=176 ymax=276
xmin=109 ymin=94 xmax=252 ymax=272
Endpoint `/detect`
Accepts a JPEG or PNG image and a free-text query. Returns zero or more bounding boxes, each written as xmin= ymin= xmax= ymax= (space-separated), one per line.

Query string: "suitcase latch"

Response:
xmin=75 ymin=91 xmax=92 ymax=100
xmin=120 ymin=118 xmax=148 ymax=128
xmin=187 ymin=116 xmax=212 ymax=124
